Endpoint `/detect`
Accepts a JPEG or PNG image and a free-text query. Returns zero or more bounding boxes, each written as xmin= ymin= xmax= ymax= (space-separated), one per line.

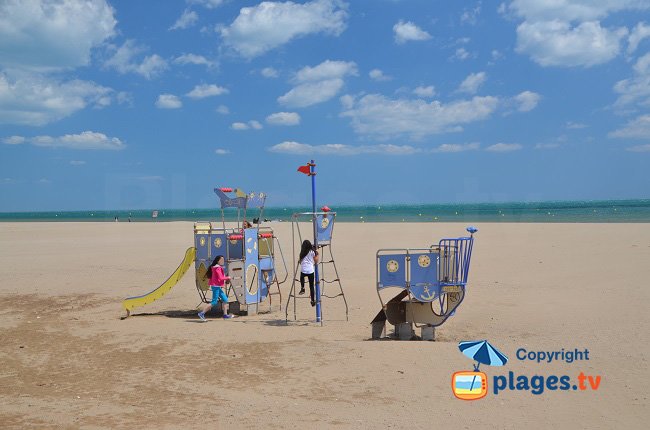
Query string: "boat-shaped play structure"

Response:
xmin=371 ymin=226 xmax=477 ymax=340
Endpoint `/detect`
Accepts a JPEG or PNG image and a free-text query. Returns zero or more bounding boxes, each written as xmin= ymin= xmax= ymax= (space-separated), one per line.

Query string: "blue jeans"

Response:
xmin=210 ymin=286 xmax=228 ymax=306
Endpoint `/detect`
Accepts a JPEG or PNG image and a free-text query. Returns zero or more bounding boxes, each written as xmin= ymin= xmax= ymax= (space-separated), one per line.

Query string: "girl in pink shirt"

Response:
xmin=198 ymin=255 xmax=233 ymax=320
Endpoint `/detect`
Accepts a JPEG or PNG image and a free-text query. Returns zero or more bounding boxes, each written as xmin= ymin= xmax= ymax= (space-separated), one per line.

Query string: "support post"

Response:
xmin=310 ymin=160 xmax=322 ymax=324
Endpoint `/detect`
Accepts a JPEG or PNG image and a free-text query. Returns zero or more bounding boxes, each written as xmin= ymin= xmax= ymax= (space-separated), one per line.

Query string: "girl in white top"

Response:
xmin=298 ymin=240 xmax=319 ymax=306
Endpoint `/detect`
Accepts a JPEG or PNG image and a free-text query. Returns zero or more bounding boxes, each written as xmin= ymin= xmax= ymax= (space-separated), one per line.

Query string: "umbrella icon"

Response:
xmin=458 ymin=340 xmax=508 ymax=391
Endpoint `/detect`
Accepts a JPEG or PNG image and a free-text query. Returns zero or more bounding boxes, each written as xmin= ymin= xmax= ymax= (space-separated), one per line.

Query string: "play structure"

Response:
xmin=122 ymin=187 xmax=287 ymax=318
xmin=371 ymin=226 xmax=477 ymax=340
xmin=285 ymin=210 xmax=348 ymax=324
xmin=286 ymin=160 xmax=348 ymax=325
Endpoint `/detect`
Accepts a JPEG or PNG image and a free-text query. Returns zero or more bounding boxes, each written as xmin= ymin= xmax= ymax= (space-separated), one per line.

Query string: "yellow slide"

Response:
xmin=122 ymin=247 xmax=196 ymax=317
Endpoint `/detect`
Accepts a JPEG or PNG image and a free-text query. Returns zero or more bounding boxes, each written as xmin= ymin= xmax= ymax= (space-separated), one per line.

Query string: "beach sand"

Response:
xmin=0 ymin=222 xmax=648 ymax=429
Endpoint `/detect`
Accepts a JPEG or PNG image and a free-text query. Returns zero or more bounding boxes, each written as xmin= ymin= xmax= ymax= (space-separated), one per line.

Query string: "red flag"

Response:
xmin=297 ymin=164 xmax=311 ymax=175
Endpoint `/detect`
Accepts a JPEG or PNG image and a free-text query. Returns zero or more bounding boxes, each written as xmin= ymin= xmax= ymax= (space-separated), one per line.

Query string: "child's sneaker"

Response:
xmin=299 ymin=288 xmax=305 ymax=295
xmin=197 ymin=311 xmax=206 ymax=321
xmin=222 ymin=314 xmax=233 ymax=319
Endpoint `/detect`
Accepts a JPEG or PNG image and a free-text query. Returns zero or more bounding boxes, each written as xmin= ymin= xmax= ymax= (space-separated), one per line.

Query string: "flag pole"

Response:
xmin=310 ymin=159 xmax=322 ymax=324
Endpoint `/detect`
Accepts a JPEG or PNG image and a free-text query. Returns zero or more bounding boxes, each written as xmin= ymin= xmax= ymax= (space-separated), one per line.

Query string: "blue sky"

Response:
xmin=1 ymin=0 xmax=649 ymax=212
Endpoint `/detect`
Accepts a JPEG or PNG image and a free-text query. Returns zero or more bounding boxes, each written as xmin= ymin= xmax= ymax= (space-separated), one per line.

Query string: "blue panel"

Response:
xmin=410 ymin=252 xmax=440 ymax=302
xmin=259 ymin=256 xmax=274 ymax=271
xmin=247 ymin=192 xmax=266 ymax=208
xmin=244 ymin=228 xmax=265 ymax=303
xmin=378 ymin=254 xmax=407 ymax=290
xmin=209 ymin=232 xmax=227 ymax=261
xmin=259 ymin=256 xmax=274 ymax=298
xmin=195 ymin=233 xmax=210 ymax=261
xmin=316 ymin=214 xmax=334 ymax=243
xmin=227 ymin=235 xmax=244 ymax=261
xmin=214 ymin=189 xmax=247 ymax=209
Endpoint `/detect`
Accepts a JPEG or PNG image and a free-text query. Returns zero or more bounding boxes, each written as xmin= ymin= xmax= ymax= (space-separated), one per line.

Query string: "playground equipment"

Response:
xmin=286 ymin=160 xmax=348 ymax=325
xmin=122 ymin=247 xmax=196 ymax=318
xmin=371 ymin=226 xmax=477 ymax=340
xmin=193 ymin=187 xmax=288 ymax=315
xmin=285 ymin=211 xmax=348 ymax=324
xmin=121 ymin=187 xmax=288 ymax=318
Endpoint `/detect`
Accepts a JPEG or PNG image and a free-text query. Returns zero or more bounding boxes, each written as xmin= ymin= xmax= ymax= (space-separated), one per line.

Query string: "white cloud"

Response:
xmin=535 ymin=142 xmax=561 ymax=149
xmin=514 ymin=90 xmax=541 ymax=112
xmin=186 ymin=84 xmax=229 ymax=99
xmin=413 ymin=85 xmax=436 ymax=98
xmin=278 ymin=59 xmax=356 ymax=108
xmin=190 ymin=0 xmax=224 ymax=8
xmin=340 ymin=94 xmax=499 ymax=139
xmin=485 ymin=143 xmax=522 ymax=152
xmin=266 ymin=111 xmax=301 ymax=125
xmin=220 ymin=0 xmax=348 ymax=58
xmin=516 ymin=20 xmax=627 ymax=67
xmin=458 ymin=72 xmax=487 ymax=94
xmin=70 ymin=160 xmax=86 ymax=165
xmin=173 ymin=54 xmax=216 ymax=68
xmin=627 ymin=22 xmax=650 ymax=54
xmin=507 ymin=0 xmax=648 ymax=22
xmin=268 ymin=140 xmax=481 ymax=156
xmin=0 ymin=72 xmax=111 ymax=126
xmin=278 ymin=79 xmax=344 ymax=108
xmin=507 ymin=2 xmax=649 ymax=68
xmin=104 ymin=40 xmax=168 ymax=79
xmin=170 ymin=9 xmax=198 ymax=30
xmin=36 ymin=178 xmax=52 ymax=184
xmin=567 ymin=121 xmax=588 ymax=129
xmin=216 ymin=105 xmax=230 ymax=114
xmin=609 ymin=114 xmax=650 ymax=139
xmin=432 ymin=142 xmax=480 ymax=153
xmin=452 ymin=47 xmax=471 ymax=60
xmin=16 ymin=131 xmax=125 ymax=150
xmin=268 ymin=141 xmax=420 ymax=155
xmin=231 ymin=122 xmax=249 ymax=130
xmin=369 ymin=69 xmax=391 ymax=81
xmin=155 ymin=94 xmax=182 ymax=109
xmin=491 ymin=49 xmax=504 ymax=62
xmin=0 ymin=0 xmax=116 ymax=71
xmin=231 ymin=120 xmax=263 ymax=130
xmin=215 ymin=148 xmax=230 ymax=155
xmin=116 ymin=91 xmax=133 ymax=106
xmin=626 ymin=143 xmax=650 ymax=152
xmin=2 ymin=136 xmax=26 ymax=145
xmin=261 ymin=67 xmax=279 ymax=78
xmin=461 ymin=3 xmax=481 ymax=25
xmin=393 ymin=20 xmax=431 ymax=44
xmin=294 ymin=60 xmax=357 ymax=82
xmin=614 ymin=52 xmax=650 ymax=108
xmin=339 ymin=94 xmax=354 ymax=109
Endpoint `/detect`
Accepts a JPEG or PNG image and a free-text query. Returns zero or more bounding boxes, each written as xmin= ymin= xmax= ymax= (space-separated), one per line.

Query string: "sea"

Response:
xmin=1 ymin=199 xmax=649 ymax=223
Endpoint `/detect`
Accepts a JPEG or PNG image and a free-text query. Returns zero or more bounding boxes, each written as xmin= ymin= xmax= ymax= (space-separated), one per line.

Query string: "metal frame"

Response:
xmin=197 ymin=188 xmax=279 ymax=312
xmin=375 ymin=227 xmax=477 ymax=330
xmin=285 ymin=212 xmax=348 ymax=324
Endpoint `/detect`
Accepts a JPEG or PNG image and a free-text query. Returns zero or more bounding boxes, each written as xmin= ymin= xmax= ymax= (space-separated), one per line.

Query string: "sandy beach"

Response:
xmin=0 ymin=221 xmax=648 ymax=429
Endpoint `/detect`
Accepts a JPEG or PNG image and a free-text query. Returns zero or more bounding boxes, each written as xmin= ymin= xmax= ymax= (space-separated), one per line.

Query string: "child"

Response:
xmin=198 ymin=255 xmax=233 ymax=320
xmin=298 ymin=240 xmax=319 ymax=306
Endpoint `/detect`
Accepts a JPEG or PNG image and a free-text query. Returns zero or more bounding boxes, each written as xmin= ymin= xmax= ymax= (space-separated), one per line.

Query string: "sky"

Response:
xmin=1 ymin=0 xmax=650 ymax=212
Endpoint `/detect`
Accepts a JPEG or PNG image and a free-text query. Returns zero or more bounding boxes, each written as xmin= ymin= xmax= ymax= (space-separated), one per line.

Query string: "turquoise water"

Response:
xmin=1 ymin=200 xmax=649 ymax=222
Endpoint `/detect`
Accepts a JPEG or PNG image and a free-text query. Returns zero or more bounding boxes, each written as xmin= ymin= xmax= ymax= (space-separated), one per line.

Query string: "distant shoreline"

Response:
xmin=1 ymin=199 xmax=649 ymax=223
